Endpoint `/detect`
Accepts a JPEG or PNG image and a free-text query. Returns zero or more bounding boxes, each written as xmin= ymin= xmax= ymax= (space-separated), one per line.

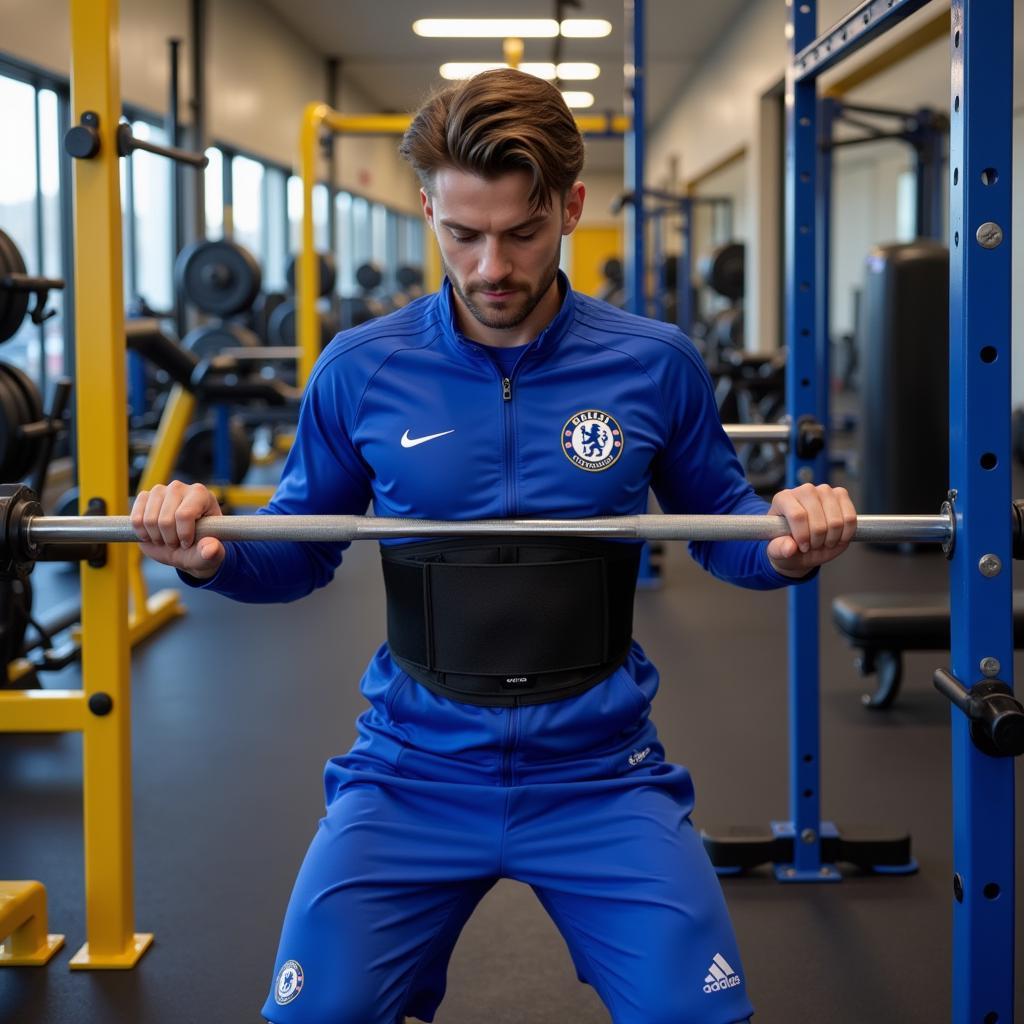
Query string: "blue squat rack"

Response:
xmin=623 ymin=1 xmax=735 ymax=585
xmin=696 ymin=2 xmax=1017 ymax=1021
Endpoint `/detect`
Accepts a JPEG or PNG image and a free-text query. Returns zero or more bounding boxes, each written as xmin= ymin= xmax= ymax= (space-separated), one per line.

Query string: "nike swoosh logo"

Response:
xmin=401 ymin=429 xmax=455 ymax=448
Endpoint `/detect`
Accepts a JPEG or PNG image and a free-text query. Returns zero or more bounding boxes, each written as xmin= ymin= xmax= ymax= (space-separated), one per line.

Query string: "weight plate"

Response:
xmin=53 ymin=487 xmax=80 ymax=517
xmin=286 ymin=252 xmax=337 ymax=298
xmin=0 ymin=372 xmax=24 ymax=479
xmin=267 ymin=300 xmax=296 ymax=348
xmin=355 ymin=261 xmax=383 ymax=292
xmin=183 ymin=322 xmax=261 ymax=359
xmin=0 ymin=229 xmax=30 ymax=344
xmin=0 ymin=365 xmax=35 ymax=480
xmin=1 ymin=364 xmax=44 ymax=480
xmin=2 ymin=363 xmax=44 ymax=424
xmin=269 ymin=301 xmax=339 ymax=348
xmin=395 ymin=265 xmax=423 ymax=291
xmin=176 ymin=418 xmax=252 ymax=485
xmin=175 ymin=240 xmax=262 ymax=317
xmin=253 ymin=291 xmax=289 ymax=345
xmin=703 ymin=242 xmax=745 ymax=302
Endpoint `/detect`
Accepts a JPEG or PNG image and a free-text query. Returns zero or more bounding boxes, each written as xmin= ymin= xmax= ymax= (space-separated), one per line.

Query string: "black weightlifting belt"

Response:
xmin=381 ymin=537 xmax=642 ymax=707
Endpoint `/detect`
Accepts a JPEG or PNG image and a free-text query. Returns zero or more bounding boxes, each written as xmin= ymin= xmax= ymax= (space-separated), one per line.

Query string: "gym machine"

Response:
xmin=3 ymin=488 xmax=1024 ymax=783
xmin=709 ymin=5 xmax=1016 ymax=1024
xmin=0 ymin=0 xmax=212 ymax=969
xmin=610 ymin=187 xmax=734 ymax=335
xmin=0 ymin=228 xmax=78 ymax=687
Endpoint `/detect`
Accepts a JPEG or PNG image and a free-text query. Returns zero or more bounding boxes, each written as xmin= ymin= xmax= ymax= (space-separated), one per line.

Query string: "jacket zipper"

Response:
xmin=500 ymin=369 xmax=518 ymax=786
xmin=501 ymin=376 xmax=516 ymax=515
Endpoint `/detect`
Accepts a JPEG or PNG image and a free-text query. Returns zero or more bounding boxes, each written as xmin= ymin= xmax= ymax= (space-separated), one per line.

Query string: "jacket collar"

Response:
xmin=433 ymin=270 xmax=576 ymax=366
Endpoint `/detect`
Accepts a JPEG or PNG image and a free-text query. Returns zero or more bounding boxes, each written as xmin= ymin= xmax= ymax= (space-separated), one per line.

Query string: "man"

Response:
xmin=133 ymin=69 xmax=855 ymax=1024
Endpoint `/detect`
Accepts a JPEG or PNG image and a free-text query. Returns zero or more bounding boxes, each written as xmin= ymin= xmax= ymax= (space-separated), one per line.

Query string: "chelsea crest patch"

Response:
xmin=562 ymin=410 xmax=624 ymax=472
xmin=275 ymin=960 xmax=304 ymax=1005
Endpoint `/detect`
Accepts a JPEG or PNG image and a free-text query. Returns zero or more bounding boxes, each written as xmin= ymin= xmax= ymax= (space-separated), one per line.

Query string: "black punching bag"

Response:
xmin=858 ymin=240 xmax=949 ymax=523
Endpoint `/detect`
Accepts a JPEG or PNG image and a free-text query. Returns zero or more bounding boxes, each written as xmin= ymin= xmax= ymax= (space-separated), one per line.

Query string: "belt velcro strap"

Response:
xmin=380 ymin=537 xmax=640 ymax=703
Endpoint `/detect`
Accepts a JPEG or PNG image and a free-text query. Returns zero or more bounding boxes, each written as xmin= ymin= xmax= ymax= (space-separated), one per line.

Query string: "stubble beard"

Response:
xmin=443 ymin=246 xmax=561 ymax=332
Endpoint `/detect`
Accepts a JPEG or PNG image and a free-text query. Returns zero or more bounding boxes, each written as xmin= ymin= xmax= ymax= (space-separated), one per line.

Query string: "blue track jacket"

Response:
xmin=189 ymin=274 xmax=801 ymax=604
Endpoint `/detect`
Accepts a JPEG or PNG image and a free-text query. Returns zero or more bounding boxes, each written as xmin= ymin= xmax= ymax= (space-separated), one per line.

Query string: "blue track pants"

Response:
xmin=261 ymin=644 xmax=754 ymax=1024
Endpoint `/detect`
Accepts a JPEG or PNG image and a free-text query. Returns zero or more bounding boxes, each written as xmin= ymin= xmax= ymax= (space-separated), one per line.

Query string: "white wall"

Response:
xmin=828 ymin=36 xmax=948 ymax=337
xmin=207 ymin=0 xmax=417 ymax=211
xmin=647 ymin=0 xmax=784 ymax=352
xmin=579 ymin=171 xmax=625 ymax=227
xmin=206 ymin=0 xmax=319 ymax=165
xmin=649 ymin=0 xmax=1024 ymax=402
xmin=0 ymin=0 xmax=191 ymax=114
xmin=332 ymin=78 xmax=420 ymax=214
xmin=0 ymin=0 xmax=419 ymax=211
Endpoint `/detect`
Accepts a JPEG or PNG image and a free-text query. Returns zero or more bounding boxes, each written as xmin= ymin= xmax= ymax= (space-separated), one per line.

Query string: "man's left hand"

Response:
xmin=766 ymin=483 xmax=857 ymax=578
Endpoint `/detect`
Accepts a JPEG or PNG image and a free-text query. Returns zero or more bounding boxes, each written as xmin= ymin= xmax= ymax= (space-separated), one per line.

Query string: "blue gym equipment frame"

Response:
xmin=785 ymin=2 xmax=1014 ymax=1021
xmin=625 ymin=0 xmax=1015 ymax=1018
xmin=617 ymin=186 xmax=733 ymax=330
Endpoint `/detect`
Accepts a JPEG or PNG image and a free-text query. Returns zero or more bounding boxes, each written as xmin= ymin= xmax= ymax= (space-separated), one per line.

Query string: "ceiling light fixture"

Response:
xmin=561 ymin=91 xmax=595 ymax=109
xmin=414 ymin=19 xmax=559 ymax=38
xmin=554 ymin=62 xmax=601 ymax=80
xmin=413 ymin=19 xmax=612 ymax=39
xmin=440 ymin=62 xmax=506 ymax=79
xmin=439 ymin=62 xmax=601 ymax=81
xmin=560 ymin=19 xmax=612 ymax=38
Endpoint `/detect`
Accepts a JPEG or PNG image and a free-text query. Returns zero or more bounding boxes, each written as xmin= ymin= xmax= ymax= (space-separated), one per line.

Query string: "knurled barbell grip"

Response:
xmin=25 ymin=512 xmax=954 ymax=547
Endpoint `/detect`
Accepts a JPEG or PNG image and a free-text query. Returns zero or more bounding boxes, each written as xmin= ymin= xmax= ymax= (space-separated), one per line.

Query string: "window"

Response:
xmin=287 ymin=175 xmax=329 ymax=266
xmin=204 ymin=146 xmax=224 ymax=240
xmin=290 ymin=187 xmax=423 ymax=302
xmin=118 ymin=113 xmax=176 ymax=317
xmin=37 ymin=89 xmax=64 ymax=384
xmin=127 ymin=120 xmax=174 ymax=312
xmin=397 ymin=215 xmax=425 ymax=278
xmin=335 ymin=191 xmax=356 ymax=296
xmin=350 ymin=196 xmax=373 ymax=291
xmin=264 ymin=167 xmax=288 ymax=291
xmin=231 ymin=154 xmax=265 ymax=264
xmin=0 ymin=70 xmax=69 ymax=388
xmin=200 ymin=150 xmax=300 ymax=292
xmin=371 ymin=202 xmax=390 ymax=276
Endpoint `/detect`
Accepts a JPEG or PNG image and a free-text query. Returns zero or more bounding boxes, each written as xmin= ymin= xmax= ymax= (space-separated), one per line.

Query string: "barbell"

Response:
xmin=0 ymin=484 xmax=964 ymax=580
xmin=30 ymin=511 xmax=953 ymax=546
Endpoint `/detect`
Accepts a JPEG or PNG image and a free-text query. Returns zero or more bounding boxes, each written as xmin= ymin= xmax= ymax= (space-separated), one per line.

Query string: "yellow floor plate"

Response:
xmin=129 ymin=590 xmax=186 ymax=647
xmin=69 ymin=932 xmax=153 ymax=969
xmin=0 ymin=933 xmax=65 ymax=966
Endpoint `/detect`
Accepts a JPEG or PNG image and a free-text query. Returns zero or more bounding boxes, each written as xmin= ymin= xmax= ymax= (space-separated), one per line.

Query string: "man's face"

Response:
xmin=421 ymin=168 xmax=584 ymax=332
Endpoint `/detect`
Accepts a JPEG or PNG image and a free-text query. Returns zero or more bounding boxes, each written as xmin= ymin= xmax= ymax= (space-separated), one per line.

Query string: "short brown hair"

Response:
xmin=399 ymin=68 xmax=584 ymax=213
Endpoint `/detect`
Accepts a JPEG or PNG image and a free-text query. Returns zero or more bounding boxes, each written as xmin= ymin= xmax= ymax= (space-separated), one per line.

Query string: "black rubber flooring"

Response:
xmin=2 ymin=482 xmax=1023 ymax=1023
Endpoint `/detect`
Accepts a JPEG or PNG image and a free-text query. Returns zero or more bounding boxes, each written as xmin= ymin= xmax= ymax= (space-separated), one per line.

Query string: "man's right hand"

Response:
xmin=131 ymin=481 xmax=226 ymax=579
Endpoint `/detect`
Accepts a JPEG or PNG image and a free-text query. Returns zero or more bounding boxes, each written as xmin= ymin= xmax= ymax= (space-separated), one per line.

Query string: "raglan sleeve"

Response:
xmin=649 ymin=337 xmax=813 ymax=590
xmin=179 ymin=352 xmax=374 ymax=603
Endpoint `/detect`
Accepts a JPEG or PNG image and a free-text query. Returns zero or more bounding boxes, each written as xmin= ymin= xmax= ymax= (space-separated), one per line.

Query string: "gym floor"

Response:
xmin=3 ymin=470 xmax=1023 ymax=1024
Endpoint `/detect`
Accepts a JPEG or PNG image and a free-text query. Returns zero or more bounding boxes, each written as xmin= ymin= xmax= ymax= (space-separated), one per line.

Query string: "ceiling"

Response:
xmin=261 ymin=0 xmax=756 ymax=171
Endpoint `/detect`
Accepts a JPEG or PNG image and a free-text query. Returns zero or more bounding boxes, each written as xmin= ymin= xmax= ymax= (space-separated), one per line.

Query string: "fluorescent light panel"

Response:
xmin=559 ymin=20 xmax=612 ymax=38
xmin=413 ymin=19 xmax=612 ymax=39
xmin=439 ymin=62 xmax=600 ymax=81
xmin=415 ymin=19 xmax=557 ymax=38
xmin=561 ymin=91 xmax=595 ymax=108
xmin=554 ymin=62 xmax=601 ymax=80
